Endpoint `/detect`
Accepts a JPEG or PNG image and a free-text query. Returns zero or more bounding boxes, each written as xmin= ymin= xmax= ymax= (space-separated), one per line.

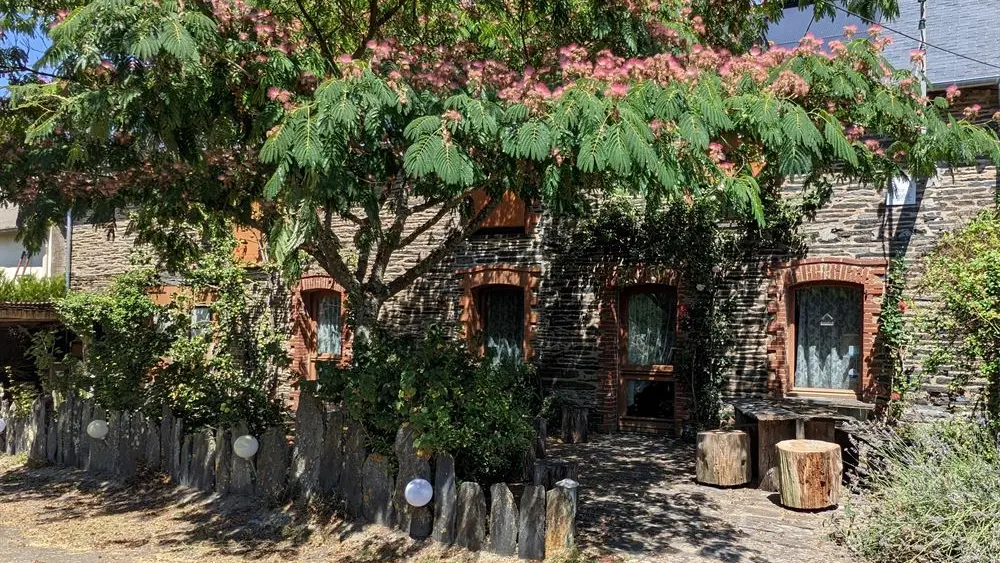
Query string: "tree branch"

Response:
xmin=291 ymin=0 xmax=342 ymax=77
xmin=351 ymin=0 xmax=407 ymax=59
xmin=398 ymin=193 xmax=467 ymax=248
xmin=366 ymin=181 xmax=410 ymax=295
xmin=310 ymin=223 xmax=360 ymax=294
xmin=385 ymin=191 xmax=501 ymax=297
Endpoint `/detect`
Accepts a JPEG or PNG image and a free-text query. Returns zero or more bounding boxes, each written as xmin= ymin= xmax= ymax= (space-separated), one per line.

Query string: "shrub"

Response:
xmin=32 ymin=237 xmax=286 ymax=433
xmin=838 ymin=422 xmax=1000 ymax=562
xmin=0 ymin=274 xmax=66 ymax=302
xmin=921 ymin=210 xmax=1000 ymax=417
xmin=316 ymin=325 xmax=540 ymax=483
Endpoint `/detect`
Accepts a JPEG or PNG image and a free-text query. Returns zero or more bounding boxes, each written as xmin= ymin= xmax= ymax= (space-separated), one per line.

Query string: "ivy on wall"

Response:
xmin=878 ymin=257 xmax=913 ymax=419
xmin=30 ymin=233 xmax=288 ymax=432
xmin=921 ymin=210 xmax=1000 ymax=420
xmin=567 ymin=186 xmax=809 ymax=432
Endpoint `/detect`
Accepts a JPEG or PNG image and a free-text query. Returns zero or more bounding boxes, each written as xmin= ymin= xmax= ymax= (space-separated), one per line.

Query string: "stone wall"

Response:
xmin=65 ymin=166 xmax=1000 ymax=427
xmin=724 ymin=165 xmax=998 ymax=416
xmin=67 ymin=221 xmax=140 ymax=290
xmin=0 ymin=393 xmax=578 ymax=560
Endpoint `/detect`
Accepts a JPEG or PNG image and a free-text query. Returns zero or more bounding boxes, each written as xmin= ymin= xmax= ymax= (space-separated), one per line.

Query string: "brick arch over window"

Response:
xmin=290 ymin=275 xmax=351 ymax=384
xmin=457 ymin=265 xmax=541 ymax=361
xmin=766 ymin=258 xmax=887 ymax=402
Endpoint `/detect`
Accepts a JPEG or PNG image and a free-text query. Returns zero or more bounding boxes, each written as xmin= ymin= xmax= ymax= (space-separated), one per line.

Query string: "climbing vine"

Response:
xmin=878 ymin=258 xmax=913 ymax=419
xmin=921 ymin=210 xmax=1000 ymax=420
xmin=31 ymin=232 xmax=288 ymax=432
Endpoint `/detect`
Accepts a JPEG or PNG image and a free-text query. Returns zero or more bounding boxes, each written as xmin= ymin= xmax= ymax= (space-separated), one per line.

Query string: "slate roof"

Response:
xmin=882 ymin=0 xmax=1000 ymax=87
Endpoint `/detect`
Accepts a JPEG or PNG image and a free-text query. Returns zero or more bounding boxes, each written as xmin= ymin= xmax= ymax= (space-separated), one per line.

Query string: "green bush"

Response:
xmin=316 ymin=325 xmax=540 ymax=483
xmin=33 ymin=237 xmax=286 ymax=433
xmin=838 ymin=422 xmax=1000 ymax=562
xmin=0 ymin=274 xmax=66 ymax=302
xmin=921 ymin=210 xmax=1000 ymax=417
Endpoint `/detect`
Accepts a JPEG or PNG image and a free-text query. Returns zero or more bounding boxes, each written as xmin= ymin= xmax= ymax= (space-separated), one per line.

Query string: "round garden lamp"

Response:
xmin=233 ymin=435 xmax=259 ymax=460
xmin=86 ymin=419 xmax=109 ymax=440
xmin=404 ymin=478 xmax=433 ymax=507
xmin=0 ymin=419 xmax=6 ymax=434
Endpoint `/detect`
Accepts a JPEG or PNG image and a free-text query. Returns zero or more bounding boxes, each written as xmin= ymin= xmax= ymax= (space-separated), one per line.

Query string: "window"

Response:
xmin=479 ymin=286 xmax=525 ymax=363
xmin=314 ymin=293 xmax=342 ymax=356
xmin=625 ymin=288 xmax=677 ymax=366
xmin=886 ymin=173 xmax=917 ymax=206
xmin=625 ymin=380 xmax=675 ymax=419
xmin=793 ymin=285 xmax=863 ymax=391
xmin=190 ymin=305 xmax=212 ymax=337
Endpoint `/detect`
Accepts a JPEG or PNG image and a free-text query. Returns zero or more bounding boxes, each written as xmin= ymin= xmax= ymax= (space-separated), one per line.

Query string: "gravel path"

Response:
xmin=548 ymin=433 xmax=856 ymax=563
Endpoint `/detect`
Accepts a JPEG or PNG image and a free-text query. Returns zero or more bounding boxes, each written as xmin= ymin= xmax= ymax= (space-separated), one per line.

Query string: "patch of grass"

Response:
xmin=837 ymin=421 xmax=1000 ymax=562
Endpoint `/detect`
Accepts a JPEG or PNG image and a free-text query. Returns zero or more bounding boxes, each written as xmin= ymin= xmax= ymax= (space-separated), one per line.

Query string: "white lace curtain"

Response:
xmin=626 ymin=290 xmax=676 ymax=365
xmin=317 ymin=294 xmax=342 ymax=355
xmin=484 ymin=288 xmax=524 ymax=363
xmin=794 ymin=286 xmax=862 ymax=390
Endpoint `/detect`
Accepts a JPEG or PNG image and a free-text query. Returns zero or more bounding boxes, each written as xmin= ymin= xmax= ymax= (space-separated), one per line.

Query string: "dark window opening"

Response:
xmin=624 ymin=380 xmax=675 ymax=420
xmin=480 ymin=286 xmax=525 ymax=363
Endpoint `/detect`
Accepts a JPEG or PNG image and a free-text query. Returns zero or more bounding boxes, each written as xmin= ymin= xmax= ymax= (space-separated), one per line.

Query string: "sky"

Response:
xmin=1 ymin=28 xmax=52 ymax=90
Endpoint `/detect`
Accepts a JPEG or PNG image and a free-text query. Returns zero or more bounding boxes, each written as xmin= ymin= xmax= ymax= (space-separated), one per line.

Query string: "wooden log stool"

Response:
xmin=776 ymin=439 xmax=842 ymax=510
xmin=695 ymin=429 xmax=751 ymax=487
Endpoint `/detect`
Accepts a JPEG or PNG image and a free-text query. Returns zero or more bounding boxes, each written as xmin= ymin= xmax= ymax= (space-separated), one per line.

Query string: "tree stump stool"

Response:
xmin=776 ymin=439 xmax=842 ymax=510
xmin=695 ymin=429 xmax=751 ymax=487
xmin=561 ymin=407 xmax=588 ymax=444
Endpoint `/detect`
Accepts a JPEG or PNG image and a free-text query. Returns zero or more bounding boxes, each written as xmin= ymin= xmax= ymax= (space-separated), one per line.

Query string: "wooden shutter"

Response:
xmin=472 ymin=190 xmax=528 ymax=231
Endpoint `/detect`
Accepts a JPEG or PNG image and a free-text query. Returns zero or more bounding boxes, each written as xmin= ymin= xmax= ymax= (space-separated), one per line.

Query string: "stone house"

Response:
xmin=64 ymin=4 xmax=1000 ymax=431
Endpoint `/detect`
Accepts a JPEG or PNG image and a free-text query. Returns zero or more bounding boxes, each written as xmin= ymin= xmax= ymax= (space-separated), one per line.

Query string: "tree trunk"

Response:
xmin=695 ymin=429 xmax=751 ymax=487
xmin=560 ymin=407 xmax=588 ymax=444
xmin=349 ymin=292 xmax=384 ymax=349
xmin=777 ymin=439 xmax=842 ymax=510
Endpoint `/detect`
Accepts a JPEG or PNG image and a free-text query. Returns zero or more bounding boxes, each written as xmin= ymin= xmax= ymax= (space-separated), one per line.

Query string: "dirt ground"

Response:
xmin=0 ymin=455 xmax=525 ymax=563
xmin=0 ymin=435 xmax=855 ymax=563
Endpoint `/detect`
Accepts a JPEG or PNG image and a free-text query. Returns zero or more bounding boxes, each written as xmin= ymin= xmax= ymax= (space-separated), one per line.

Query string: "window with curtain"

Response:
xmin=190 ymin=305 xmax=211 ymax=337
xmin=794 ymin=285 xmax=863 ymax=390
xmin=315 ymin=293 xmax=342 ymax=356
xmin=481 ymin=286 xmax=524 ymax=363
xmin=626 ymin=289 xmax=677 ymax=365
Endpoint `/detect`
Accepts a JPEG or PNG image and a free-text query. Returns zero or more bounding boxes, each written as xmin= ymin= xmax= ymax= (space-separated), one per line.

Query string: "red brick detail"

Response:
xmin=765 ymin=258 xmax=887 ymax=402
xmin=457 ymin=265 xmax=541 ymax=361
xmin=287 ymin=275 xmax=351 ymax=411
xmin=596 ymin=265 xmax=688 ymax=434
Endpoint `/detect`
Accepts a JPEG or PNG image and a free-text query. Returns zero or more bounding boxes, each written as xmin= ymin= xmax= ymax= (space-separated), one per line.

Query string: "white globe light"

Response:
xmin=86 ymin=419 xmax=109 ymax=440
xmin=404 ymin=478 xmax=433 ymax=507
xmin=0 ymin=419 xmax=6 ymax=433
xmin=712 ymin=265 xmax=723 ymax=275
xmin=696 ymin=283 xmax=706 ymax=292
xmin=233 ymin=435 xmax=259 ymax=460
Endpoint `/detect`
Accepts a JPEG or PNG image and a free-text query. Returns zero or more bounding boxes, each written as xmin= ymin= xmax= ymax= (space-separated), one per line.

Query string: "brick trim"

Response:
xmin=765 ymin=258 xmax=887 ymax=402
xmin=457 ymin=265 xmax=541 ymax=361
xmin=597 ymin=265 xmax=687 ymax=434
xmin=288 ymin=275 xmax=351 ymax=410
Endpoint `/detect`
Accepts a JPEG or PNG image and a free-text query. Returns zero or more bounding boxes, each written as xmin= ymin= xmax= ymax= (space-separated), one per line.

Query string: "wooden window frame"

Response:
xmin=766 ymin=258 xmax=887 ymax=403
xmin=304 ymin=289 xmax=347 ymax=380
xmin=617 ymin=284 xmax=680 ymax=430
xmin=458 ymin=265 xmax=540 ymax=362
xmin=786 ymin=281 xmax=865 ymax=399
xmin=470 ymin=190 xmax=540 ymax=235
